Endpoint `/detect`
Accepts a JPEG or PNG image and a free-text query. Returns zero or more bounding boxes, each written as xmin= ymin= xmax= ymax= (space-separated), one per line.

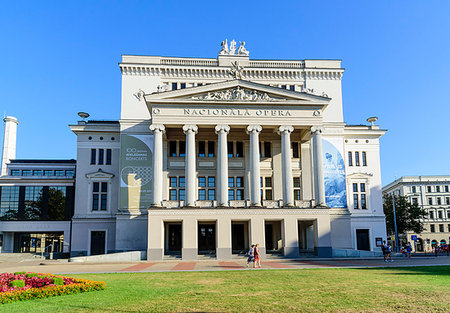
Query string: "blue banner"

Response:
xmin=322 ymin=138 xmax=347 ymax=208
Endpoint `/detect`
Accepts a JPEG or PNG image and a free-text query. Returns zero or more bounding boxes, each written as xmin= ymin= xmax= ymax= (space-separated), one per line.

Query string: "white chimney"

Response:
xmin=1 ymin=116 xmax=19 ymax=176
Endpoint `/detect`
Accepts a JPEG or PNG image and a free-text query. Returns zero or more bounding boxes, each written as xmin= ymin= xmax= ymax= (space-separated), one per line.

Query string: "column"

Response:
xmin=311 ymin=126 xmax=326 ymax=206
xmin=183 ymin=124 xmax=198 ymax=207
xmin=278 ymin=126 xmax=294 ymax=207
xmin=246 ymin=125 xmax=262 ymax=206
xmin=150 ymin=124 xmax=165 ymax=207
xmin=215 ymin=125 xmax=230 ymax=206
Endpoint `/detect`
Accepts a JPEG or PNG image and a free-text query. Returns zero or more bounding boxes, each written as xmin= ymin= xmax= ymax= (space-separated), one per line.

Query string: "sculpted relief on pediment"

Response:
xmin=190 ymin=87 xmax=283 ymax=102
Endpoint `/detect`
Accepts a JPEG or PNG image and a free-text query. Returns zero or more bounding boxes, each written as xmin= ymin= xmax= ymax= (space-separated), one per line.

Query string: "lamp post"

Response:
xmin=392 ymin=193 xmax=400 ymax=253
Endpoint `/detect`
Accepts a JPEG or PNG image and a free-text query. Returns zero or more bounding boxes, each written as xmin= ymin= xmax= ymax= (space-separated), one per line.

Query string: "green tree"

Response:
xmin=383 ymin=195 xmax=427 ymax=236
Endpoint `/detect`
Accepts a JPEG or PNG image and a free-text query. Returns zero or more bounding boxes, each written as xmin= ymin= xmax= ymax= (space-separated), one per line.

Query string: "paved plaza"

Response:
xmin=0 ymin=256 xmax=448 ymax=275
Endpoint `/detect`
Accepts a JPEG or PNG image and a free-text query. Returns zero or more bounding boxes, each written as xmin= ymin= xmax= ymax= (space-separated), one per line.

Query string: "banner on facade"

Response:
xmin=119 ymin=134 xmax=154 ymax=209
xmin=322 ymin=137 xmax=347 ymax=208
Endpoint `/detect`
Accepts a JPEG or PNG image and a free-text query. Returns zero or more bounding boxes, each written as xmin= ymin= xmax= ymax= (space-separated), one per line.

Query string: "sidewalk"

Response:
xmin=1 ymin=256 xmax=449 ymax=274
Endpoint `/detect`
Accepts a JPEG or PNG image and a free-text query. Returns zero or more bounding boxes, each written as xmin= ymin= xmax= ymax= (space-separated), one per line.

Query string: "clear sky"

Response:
xmin=1 ymin=1 xmax=449 ymax=186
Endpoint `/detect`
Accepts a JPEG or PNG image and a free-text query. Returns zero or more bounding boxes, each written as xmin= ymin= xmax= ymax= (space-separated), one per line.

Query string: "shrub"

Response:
xmin=26 ymin=273 xmax=39 ymax=278
xmin=13 ymin=272 xmax=25 ymax=276
xmin=9 ymin=280 xmax=25 ymax=288
xmin=52 ymin=277 xmax=64 ymax=286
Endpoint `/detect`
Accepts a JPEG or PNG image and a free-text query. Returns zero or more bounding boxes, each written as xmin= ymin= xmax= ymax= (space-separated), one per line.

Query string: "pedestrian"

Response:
xmin=405 ymin=242 xmax=412 ymax=258
xmin=382 ymin=241 xmax=388 ymax=262
xmin=247 ymin=244 xmax=255 ymax=267
xmin=386 ymin=244 xmax=394 ymax=262
xmin=254 ymin=243 xmax=262 ymax=268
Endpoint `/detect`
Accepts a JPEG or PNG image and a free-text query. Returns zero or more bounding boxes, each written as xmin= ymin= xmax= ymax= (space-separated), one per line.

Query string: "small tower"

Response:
xmin=1 ymin=116 xmax=19 ymax=176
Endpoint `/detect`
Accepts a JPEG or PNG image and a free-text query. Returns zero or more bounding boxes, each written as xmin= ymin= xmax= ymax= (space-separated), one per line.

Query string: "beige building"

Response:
xmin=383 ymin=176 xmax=450 ymax=252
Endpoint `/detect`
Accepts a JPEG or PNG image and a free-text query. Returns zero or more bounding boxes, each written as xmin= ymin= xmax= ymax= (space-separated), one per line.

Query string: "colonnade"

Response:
xmin=150 ymin=124 xmax=326 ymax=207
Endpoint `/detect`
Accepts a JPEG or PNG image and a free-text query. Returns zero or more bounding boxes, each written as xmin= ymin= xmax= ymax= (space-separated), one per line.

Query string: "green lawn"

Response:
xmin=1 ymin=266 xmax=449 ymax=312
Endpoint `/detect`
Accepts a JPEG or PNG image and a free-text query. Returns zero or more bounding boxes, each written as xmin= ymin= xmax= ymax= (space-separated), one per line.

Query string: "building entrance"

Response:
xmin=90 ymin=231 xmax=106 ymax=255
xmin=13 ymin=232 xmax=64 ymax=254
xmin=298 ymin=221 xmax=315 ymax=254
xmin=198 ymin=223 xmax=216 ymax=254
xmin=265 ymin=221 xmax=283 ymax=254
xmin=356 ymin=229 xmax=370 ymax=251
xmin=165 ymin=222 xmax=182 ymax=255
xmin=231 ymin=221 xmax=249 ymax=254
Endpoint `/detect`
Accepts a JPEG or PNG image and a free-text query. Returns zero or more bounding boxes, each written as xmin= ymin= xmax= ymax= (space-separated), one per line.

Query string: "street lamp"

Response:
xmin=392 ymin=193 xmax=400 ymax=253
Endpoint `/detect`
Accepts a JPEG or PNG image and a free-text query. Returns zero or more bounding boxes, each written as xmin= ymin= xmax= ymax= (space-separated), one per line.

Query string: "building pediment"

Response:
xmin=144 ymin=80 xmax=330 ymax=107
xmin=346 ymin=172 xmax=373 ymax=179
xmin=85 ymin=169 xmax=115 ymax=179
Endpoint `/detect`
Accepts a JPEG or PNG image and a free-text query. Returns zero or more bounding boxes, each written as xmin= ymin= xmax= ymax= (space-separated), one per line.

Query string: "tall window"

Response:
xmin=436 ymin=186 xmax=441 ymax=192
xmin=92 ymin=182 xmax=107 ymax=211
xmin=429 ymin=211 xmax=434 ymax=219
xmin=437 ymin=197 xmax=441 ymax=205
xmin=427 ymin=186 xmax=432 ymax=193
xmin=169 ymin=141 xmax=177 ymax=157
xmin=412 ymin=186 xmax=416 ymax=193
xmin=355 ymin=152 xmax=360 ymax=166
xmin=208 ymin=141 xmax=215 ymax=157
xmin=439 ymin=224 xmax=444 ymax=232
xmin=430 ymin=224 xmax=435 ymax=232
xmin=294 ymin=177 xmax=301 ymax=200
xmin=260 ymin=177 xmax=273 ymax=201
xmin=362 ymin=152 xmax=367 ymax=166
xmin=352 ymin=183 xmax=367 ymax=209
xmin=179 ymin=141 xmax=186 ymax=157
xmin=198 ymin=176 xmax=215 ymax=200
xmin=446 ymin=197 xmax=450 ymax=205
xmin=90 ymin=149 xmax=96 ymax=165
xmin=106 ymin=149 xmax=112 ymax=165
xmin=438 ymin=211 xmax=443 ymax=219
xmin=228 ymin=141 xmax=244 ymax=157
xmin=348 ymin=152 xmax=353 ymax=166
xmin=292 ymin=142 xmax=300 ymax=158
xmin=180 ymin=83 xmax=186 ymax=89
xmin=0 ymin=186 xmax=20 ymax=220
xmin=98 ymin=149 xmax=104 ymax=165
xmin=412 ymin=197 xmax=418 ymax=205
xmin=169 ymin=176 xmax=185 ymax=201
xmin=263 ymin=142 xmax=272 ymax=158
xmin=228 ymin=177 xmax=244 ymax=200
xmin=445 ymin=186 xmax=449 ymax=192
xmin=428 ymin=197 xmax=433 ymax=205
xmin=198 ymin=141 xmax=206 ymax=157
xmin=172 ymin=82 xmax=177 ymax=90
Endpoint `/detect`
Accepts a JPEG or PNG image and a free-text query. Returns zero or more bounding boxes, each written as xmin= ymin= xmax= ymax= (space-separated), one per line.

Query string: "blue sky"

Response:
xmin=0 ymin=1 xmax=449 ymax=185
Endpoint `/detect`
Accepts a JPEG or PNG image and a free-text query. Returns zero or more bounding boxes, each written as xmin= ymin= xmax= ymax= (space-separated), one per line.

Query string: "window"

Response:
xmin=208 ymin=141 xmax=215 ymax=157
xmin=362 ymin=152 xmax=367 ymax=166
xmin=445 ymin=186 xmax=449 ymax=192
xmin=106 ymin=149 xmax=112 ymax=165
xmin=198 ymin=176 xmax=215 ymax=200
xmin=294 ymin=177 xmax=301 ymax=200
xmin=260 ymin=177 xmax=273 ymax=201
xmin=436 ymin=186 xmax=440 ymax=193
xmin=228 ymin=177 xmax=244 ymax=200
xmin=227 ymin=141 xmax=234 ymax=157
xmin=448 ymin=225 xmax=450 ymax=232
xmin=90 ymin=149 xmax=96 ymax=165
xmin=352 ymin=182 xmax=367 ymax=209
xmin=180 ymin=83 xmax=186 ymax=89
xmin=430 ymin=224 xmax=435 ymax=232
xmin=179 ymin=141 xmax=186 ymax=157
xmin=22 ymin=170 xmax=32 ymax=176
xmin=198 ymin=141 xmax=206 ymax=157
xmin=437 ymin=197 xmax=442 ymax=205
xmin=292 ymin=142 xmax=300 ymax=158
xmin=169 ymin=141 xmax=177 ymax=157
xmin=348 ymin=152 xmax=353 ymax=166
xmin=92 ymin=182 xmax=107 ymax=211
xmin=427 ymin=186 xmax=432 ymax=193
xmin=289 ymin=85 xmax=295 ymax=91
xmin=228 ymin=141 xmax=244 ymax=157
xmin=10 ymin=170 xmax=20 ymax=176
xmin=429 ymin=211 xmax=434 ymax=219
xmin=439 ymin=224 xmax=444 ymax=232
xmin=98 ymin=149 xmax=104 ymax=165
xmin=412 ymin=186 xmax=416 ymax=193
xmin=44 ymin=170 xmax=53 ymax=176
xmin=54 ymin=170 xmax=65 ymax=176
xmin=172 ymin=82 xmax=177 ymax=90
xmin=428 ymin=197 xmax=433 ymax=205
xmin=32 ymin=170 xmax=43 ymax=176
xmin=448 ymin=211 xmax=450 ymax=219
xmin=281 ymin=85 xmax=287 ymax=89
xmin=446 ymin=197 xmax=450 ymax=205
xmin=263 ymin=142 xmax=272 ymax=158
xmin=355 ymin=152 xmax=360 ymax=166
xmin=65 ymin=170 xmax=75 ymax=177
xmin=438 ymin=211 xmax=443 ymax=219
xmin=236 ymin=141 xmax=243 ymax=157
xmin=169 ymin=176 xmax=185 ymax=201
xmin=412 ymin=197 xmax=418 ymax=205
xmin=0 ymin=186 xmax=20 ymax=220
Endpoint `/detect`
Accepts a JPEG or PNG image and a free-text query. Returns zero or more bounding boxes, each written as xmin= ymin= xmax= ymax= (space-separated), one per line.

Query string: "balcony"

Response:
xmin=157 ymin=199 xmax=315 ymax=209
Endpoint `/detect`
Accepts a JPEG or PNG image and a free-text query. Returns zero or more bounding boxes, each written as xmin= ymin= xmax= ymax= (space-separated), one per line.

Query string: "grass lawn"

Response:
xmin=1 ymin=266 xmax=449 ymax=312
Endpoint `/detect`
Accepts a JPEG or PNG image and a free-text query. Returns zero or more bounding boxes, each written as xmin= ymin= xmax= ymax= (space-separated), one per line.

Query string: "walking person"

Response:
xmin=382 ymin=240 xmax=388 ymax=262
xmin=246 ymin=244 xmax=255 ymax=267
xmin=405 ymin=242 xmax=412 ymax=258
xmin=254 ymin=244 xmax=262 ymax=268
xmin=386 ymin=244 xmax=394 ymax=262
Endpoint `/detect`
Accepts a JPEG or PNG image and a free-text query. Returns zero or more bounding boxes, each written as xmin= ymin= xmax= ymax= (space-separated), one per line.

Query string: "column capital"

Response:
xmin=149 ymin=124 xmax=165 ymax=133
xmin=310 ymin=126 xmax=324 ymax=135
xmin=215 ymin=125 xmax=230 ymax=135
xmin=246 ymin=125 xmax=262 ymax=135
xmin=277 ymin=125 xmax=294 ymax=135
xmin=182 ymin=124 xmax=198 ymax=134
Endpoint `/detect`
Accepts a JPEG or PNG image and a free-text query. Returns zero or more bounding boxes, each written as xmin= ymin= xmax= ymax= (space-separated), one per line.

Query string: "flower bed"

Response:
xmin=0 ymin=272 xmax=105 ymax=304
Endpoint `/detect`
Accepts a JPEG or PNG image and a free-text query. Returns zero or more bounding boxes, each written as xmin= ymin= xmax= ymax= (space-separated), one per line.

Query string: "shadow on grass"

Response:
xmin=353 ymin=265 xmax=450 ymax=276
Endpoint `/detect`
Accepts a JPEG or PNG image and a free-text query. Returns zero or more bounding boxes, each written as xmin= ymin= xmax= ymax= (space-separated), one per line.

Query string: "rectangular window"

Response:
xmin=281 ymin=85 xmax=287 ymax=89
xmin=265 ymin=189 xmax=273 ymax=200
xmin=428 ymin=197 xmax=433 ymax=205
xmin=170 ymin=189 xmax=177 ymax=201
xmin=292 ymin=142 xmax=299 ymax=158
xmin=172 ymin=82 xmax=177 ymax=90
xmin=437 ymin=197 xmax=441 ymax=205
xmin=430 ymin=224 xmax=435 ymax=232
xmin=180 ymin=83 xmax=186 ymax=89
xmin=436 ymin=186 xmax=440 ymax=192
xmin=360 ymin=183 xmax=365 ymax=193
xmin=412 ymin=186 xmax=416 ymax=193
xmin=427 ymin=186 xmax=432 ymax=193
xmin=429 ymin=211 xmax=434 ymax=219
xmin=106 ymin=149 xmax=112 ymax=165
xmin=412 ymin=197 xmax=418 ymax=205
xmin=236 ymin=141 xmax=243 ymax=157
xmin=264 ymin=142 xmax=272 ymax=157
xmin=65 ymin=170 xmax=75 ymax=177
xmin=44 ymin=170 xmax=53 ymax=176
xmin=228 ymin=189 xmax=235 ymax=201
xmin=170 ymin=177 xmax=177 ymax=187
xmin=92 ymin=182 xmax=108 ymax=211
xmin=32 ymin=170 xmax=43 ymax=176
xmin=169 ymin=141 xmax=177 ymax=157
xmin=265 ymin=177 xmax=272 ymax=188
xmin=439 ymin=224 xmax=444 ymax=232
xmin=438 ymin=211 xmax=443 ymax=219
xmin=198 ymin=177 xmax=206 ymax=187
xmin=348 ymin=152 xmax=353 ymax=166
xmin=198 ymin=189 xmax=206 ymax=201
xmin=294 ymin=189 xmax=301 ymax=200
xmin=90 ymin=149 xmax=96 ymax=165
xmin=208 ymin=177 xmax=215 ymax=187
xmin=55 ymin=170 xmax=65 ymax=176
xmin=353 ymin=194 xmax=359 ymax=209
xmin=98 ymin=149 xmax=104 ymax=165
xmin=236 ymin=177 xmax=244 ymax=188
xmin=228 ymin=177 xmax=234 ymax=188
xmin=446 ymin=197 xmax=450 ymax=205
xmin=361 ymin=194 xmax=367 ymax=209
xmin=236 ymin=189 xmax=244 ymax=200
xmin=198 ymin=141 xmax=206 ymax=157
xmin=179 ymin=141 xmax=186 ymax=157
xmin=353 ymin=183 xmax=358 ymax=193
xmin=179 ymin=177 xmax=185 ymax=187
xmin=445 ymin=186 xmax=449 ymax=192
xmin=362 ymin=152 xmax=367 ymax=166
xmin=208 ymin=141 xmax=215 ymax=157
xmin=179 ymin=189 xmax=185 ymax=201
xmin=448 ymin=225 xmax=450 ymax=232
xmin=22 ymin=170 xmax=32 ymax=176
xmin=227 ymin=141 xmax=234 ymax=157
xmin=208 ymin=189 xmax=215 ymax=200
xmin=10 ymin=169 xmax=20 ymax=176
xmin=290 ymin=85 xmax=295 ymax=91
xmin=355 ymin=152 xmax=360 ymax=166
xmin=293 ymin=177 xmax=301 ymax=188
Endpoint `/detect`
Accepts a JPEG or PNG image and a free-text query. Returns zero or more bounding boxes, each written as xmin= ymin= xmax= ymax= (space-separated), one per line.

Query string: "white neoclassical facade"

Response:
xmin=69 ymin=41 xmax=387 ymax=259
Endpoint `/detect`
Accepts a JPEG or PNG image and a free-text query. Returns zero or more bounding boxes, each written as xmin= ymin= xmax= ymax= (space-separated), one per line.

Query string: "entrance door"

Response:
xmin=265 ymin=223 xmax=274 ymax=251
xmin=356 ymin=229 xmax=370 ymax=251
xmin=198 ymin=223 xmax=216 ymax=254
xmin=90 ymin=231 xmax=106 ymax=255
xmin=232 ymin=223 xmax=245 ymax=253
xmin=168 ymin=224 xmax=182 ymax=253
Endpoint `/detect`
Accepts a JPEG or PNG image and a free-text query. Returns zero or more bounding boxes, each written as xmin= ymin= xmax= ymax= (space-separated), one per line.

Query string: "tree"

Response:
xmin=383 ymin=195 xmax=427 ymax=236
